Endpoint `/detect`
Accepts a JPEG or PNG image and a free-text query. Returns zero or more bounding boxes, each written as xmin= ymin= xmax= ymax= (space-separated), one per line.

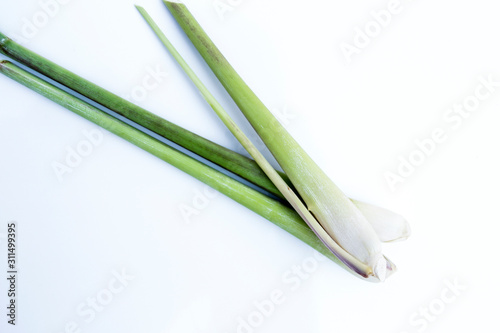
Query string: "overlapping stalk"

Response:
xmin=0 ymin=2 xmax=410 ymax=281
xmin=162 ymin=1 xmax=408 ymax=280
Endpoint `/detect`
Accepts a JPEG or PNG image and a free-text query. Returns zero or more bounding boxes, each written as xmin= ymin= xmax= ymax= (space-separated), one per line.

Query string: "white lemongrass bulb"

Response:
xmin=352 ymin=200 xmax=411 ymax=243
xmin=299 ymin=163 xmax=387 ymax=280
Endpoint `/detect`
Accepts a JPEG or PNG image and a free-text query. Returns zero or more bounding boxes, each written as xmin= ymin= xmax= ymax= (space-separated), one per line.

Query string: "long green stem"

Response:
xmin=0 ymin=31 xmax=285 ymax=198
xmin=0 ymin=60 xmax=344 ymax=267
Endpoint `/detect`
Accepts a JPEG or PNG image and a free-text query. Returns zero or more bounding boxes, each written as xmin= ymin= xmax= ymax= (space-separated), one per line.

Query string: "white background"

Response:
xmin=1 ymin=0 xmax=499 ymax=332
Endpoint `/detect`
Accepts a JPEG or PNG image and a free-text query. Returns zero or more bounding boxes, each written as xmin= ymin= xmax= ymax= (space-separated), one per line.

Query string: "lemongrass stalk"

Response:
xmin=164 ymin=1 xmax=395 ymax=280
xmin=0 ymin=60 xmax=351 ymax=269
xmin=0 ymin=31 xmax=286 ymax=198
xmin=0 ymin=31 xmax=409 ymax=245
xmin=136 ymin=6 xmax=378 ymax=278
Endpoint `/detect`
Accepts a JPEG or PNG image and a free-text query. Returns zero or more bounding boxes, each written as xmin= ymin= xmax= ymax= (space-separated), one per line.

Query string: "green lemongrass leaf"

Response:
xmin=164 ymin=1 xmax=397 ymax=280
xmin=0 ymin=60 xmax=349 ymax=270
xmin=0 ymin=31 xmax=285 ymax=198
xmin=137 ymin=6 xmax=374 ymax=279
